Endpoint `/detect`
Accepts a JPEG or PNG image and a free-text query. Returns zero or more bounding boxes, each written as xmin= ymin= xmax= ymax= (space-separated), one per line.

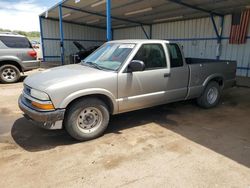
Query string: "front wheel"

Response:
xmin=0 ymin=64 xmax=21 ymax=83
xmin=64 ymin=98 xmax=110 ymax=141
xmin=197 ymin=81 xmax=221 ymax=109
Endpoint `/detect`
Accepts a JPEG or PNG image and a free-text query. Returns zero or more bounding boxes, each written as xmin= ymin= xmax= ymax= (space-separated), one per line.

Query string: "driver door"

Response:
xmin=117 ymin=43 xmax=170 ymax=113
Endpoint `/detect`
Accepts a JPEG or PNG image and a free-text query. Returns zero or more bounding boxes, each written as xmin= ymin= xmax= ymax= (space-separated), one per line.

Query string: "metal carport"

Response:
xmin=39 ymin=0 xmax=250 ymax=77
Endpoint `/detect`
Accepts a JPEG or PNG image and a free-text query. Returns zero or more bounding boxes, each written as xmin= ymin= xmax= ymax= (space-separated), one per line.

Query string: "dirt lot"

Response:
xmin=0 ymin=70 xmax=250 ymax=188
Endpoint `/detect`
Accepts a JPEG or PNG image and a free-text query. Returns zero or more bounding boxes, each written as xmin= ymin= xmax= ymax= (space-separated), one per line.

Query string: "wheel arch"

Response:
xmin=59 ymin=89 xmax=118 ymax=115
xmin=0 ymin=60 xmax=23 ymax=72
xmin=202 ymin=74 xmax=224 ymax=89
xmin=65 ymin=94 xmax=115 ymax=114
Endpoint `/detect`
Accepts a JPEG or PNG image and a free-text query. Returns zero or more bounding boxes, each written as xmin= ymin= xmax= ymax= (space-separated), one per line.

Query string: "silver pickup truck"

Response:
xmin=19 ymin=40 xmax=236 ymax=141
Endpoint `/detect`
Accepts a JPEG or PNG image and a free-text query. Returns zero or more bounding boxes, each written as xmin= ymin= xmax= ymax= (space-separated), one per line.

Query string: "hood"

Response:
xmin=73 ymin=41 xmax=86 ymax=51
xmin=24 ymin=64 xmax=115 ymax=92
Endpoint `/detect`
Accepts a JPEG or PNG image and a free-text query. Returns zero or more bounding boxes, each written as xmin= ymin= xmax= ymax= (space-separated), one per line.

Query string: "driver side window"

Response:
xmin=133 ymin=44 xmax=167 ymax=70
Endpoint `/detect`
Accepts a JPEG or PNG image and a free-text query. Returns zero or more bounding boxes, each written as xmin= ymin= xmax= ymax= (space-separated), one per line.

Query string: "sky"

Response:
xmin=0 ymin=0 xmax=59 ymax=31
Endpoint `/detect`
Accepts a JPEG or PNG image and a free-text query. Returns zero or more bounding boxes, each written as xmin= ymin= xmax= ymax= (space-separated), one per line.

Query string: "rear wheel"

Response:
xmin=0 ymin=64 xmax=21 ymax=83
xmin=197 ymin=81 xmax=221 ymax=108
xmin=64 ymin=98 xmax=110 ymax=141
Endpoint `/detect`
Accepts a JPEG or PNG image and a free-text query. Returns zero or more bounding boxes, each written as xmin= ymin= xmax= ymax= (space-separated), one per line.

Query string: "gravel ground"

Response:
xmin=0 ymin=69 xmax=250 ymax=188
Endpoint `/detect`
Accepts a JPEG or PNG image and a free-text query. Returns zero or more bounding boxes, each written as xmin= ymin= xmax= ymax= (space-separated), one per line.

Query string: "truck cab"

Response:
xmin=116 ymin=40 xmax=189 ymax=113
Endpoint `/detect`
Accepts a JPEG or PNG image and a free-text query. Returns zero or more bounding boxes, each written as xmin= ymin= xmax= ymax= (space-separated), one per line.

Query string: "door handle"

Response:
xmin=164 ymin=73 xmax=171 ymax=77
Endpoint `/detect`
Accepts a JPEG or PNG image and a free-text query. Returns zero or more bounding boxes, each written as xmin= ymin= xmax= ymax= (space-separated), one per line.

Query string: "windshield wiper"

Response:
xmin=82 ymin=61 xmax=103 ymax=70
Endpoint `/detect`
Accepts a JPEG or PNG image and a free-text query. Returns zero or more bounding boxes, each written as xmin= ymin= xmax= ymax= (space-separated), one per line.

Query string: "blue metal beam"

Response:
xmin=43 ymin=37 xmax=106 ymax=42
xmin=210 ymin=14 xmax=224 ymax=60
xmin=39 ymin=16 xmax=46 ymax=62
xmin=219 ymin=16 xmax=224 ymax=41
xmin=41 ymin=16 xmax=106 ymax=30
xmin=111 ymin=28 xmax=114 ymax=41
xmin=106 ymin=0 xmax=112 ymax=41
xmin=62 ymin=5 xmax=150 ymax=26
xmin=59 ymin=4 xmax=65 ymax=65
xmin=141 ymin=25 xmax=149 ymax=39
xmin=210 ymin=15 xmax=220 ymax=39
xmin=167 ymin=0 xmax=223 ymax=17
xmin=113 ymin=24 xmax=142 ymax=30
xmin=149 ymin=25 xmax=153 ymax=39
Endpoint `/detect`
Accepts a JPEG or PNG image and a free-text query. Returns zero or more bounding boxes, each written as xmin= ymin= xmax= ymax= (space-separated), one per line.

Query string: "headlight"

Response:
xmin=30 ymin=89 xmax=50 ymax=101
xmin=29 ymin=89 xmax=54 ymax=110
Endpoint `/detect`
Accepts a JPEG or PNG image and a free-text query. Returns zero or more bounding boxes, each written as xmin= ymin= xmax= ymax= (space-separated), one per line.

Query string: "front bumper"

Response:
xmin=18 ymin=96 xmax=65 ymax=130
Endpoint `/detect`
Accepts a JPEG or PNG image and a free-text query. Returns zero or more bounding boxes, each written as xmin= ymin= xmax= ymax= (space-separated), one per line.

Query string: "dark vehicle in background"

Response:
xmin=70 ymin=41 xmax=99 ymax=63
xmin=0 ymin=33 xmax=40 ymax=83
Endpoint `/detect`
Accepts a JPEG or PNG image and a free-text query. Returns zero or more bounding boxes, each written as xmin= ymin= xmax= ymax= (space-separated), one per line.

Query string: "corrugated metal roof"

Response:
xmin=41 ymin=0 xmax=250 ymax=28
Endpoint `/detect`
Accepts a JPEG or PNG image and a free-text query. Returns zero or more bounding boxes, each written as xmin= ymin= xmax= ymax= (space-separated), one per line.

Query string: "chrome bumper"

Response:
xmin=18 ymin=96 xmax=65 ymax=130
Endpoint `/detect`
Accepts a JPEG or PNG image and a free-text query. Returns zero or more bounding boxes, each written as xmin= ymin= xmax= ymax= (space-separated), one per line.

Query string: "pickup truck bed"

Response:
xmin=186 ymin=58 xmax=236 ymax=64
xmin=185 ymin=58 xmax=236 ymax=100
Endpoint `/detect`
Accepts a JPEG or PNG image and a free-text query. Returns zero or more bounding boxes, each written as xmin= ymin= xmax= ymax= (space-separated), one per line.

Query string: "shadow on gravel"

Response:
xmin=11 ymin=118 xmax=77 ymax=152
xmin=19 ymin=75 xmax=27 ymax=82
xmin=11 ymin=88 xmax=250 ymax=168
xmin=11 ymin=102 xmax=182 ymax=152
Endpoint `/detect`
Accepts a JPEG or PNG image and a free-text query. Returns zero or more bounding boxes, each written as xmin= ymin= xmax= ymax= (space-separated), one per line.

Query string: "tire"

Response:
xmin=197 ymin=81 xmax=221 ymax=109
xmin=0 ymin=64 xmax=21 ymax=83
xmin=64 ymin=98 xmax=110 ymax=141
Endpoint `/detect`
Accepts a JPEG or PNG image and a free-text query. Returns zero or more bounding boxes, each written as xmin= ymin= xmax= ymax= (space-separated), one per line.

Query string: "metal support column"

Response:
xmin=39 ymin=16 xmax=45 ymax=62
xmin=149 ymin=25 xmax=153 ymax=39
xmin=141 ymin=25 xmax=149 ymax=39
xmin=106 ymin=0 xmax=112 ymax=41
xmin=59 ymin=4 xmax=65 ymax=65
xmin=210 ymin=15 xmax=220 ymax=39
xmin=210 ymin=14 xmax=224 ymax=59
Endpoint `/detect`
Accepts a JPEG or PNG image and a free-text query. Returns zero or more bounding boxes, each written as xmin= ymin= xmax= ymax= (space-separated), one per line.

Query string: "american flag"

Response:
xmin=229 ymin=9 xmax=250 ymax=44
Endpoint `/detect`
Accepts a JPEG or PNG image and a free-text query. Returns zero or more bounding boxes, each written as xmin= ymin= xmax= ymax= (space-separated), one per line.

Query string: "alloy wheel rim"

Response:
xmin=207 ymin=87 xmax=218 ymax=104
xmin=2 ymin=68 xmax=17 ymax=81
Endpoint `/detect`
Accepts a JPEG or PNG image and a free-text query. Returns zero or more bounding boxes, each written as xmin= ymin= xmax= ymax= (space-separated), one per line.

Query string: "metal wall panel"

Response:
xmin=41 ymin=18 xmax=106 ymax=62
xmin=113 ymin=26 xmax=150 ymax=39
xmin=134 ymin=17 xmax=219 ymax=59
xmin=42 ymin=14 xmax=250 ymax=76
xmin=113 ymin=15 xmax=250 ymax=77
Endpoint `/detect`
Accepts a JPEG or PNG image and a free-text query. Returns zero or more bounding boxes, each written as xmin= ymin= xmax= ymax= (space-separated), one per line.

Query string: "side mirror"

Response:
xmin=128 ymin=60 xmax=145 ymax=72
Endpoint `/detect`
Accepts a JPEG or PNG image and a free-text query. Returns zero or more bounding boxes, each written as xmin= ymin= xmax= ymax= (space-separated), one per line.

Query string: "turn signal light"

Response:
xmin=31 ymin=101 xmax=55 ymax=110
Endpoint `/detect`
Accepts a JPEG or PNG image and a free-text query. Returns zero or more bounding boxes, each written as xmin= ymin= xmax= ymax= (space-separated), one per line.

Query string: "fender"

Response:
xmin=0 ymin=56 xmax=23 ymax=70
xmin=59 ymin=88 xmax=118 ymax=114
xmin=202 ymin=73 xmax=224 ymax=88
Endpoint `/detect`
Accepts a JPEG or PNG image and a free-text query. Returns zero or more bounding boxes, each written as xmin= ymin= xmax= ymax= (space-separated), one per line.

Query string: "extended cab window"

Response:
xmin=0 ymin=36 xmax=32 ymax=48
xmin=167 ymin=44 xmax=183 ymax=68
xmin=133 ymin=44 xmax=167 ymax=70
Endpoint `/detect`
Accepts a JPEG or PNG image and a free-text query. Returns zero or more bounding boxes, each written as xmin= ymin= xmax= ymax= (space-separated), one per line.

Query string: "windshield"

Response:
xmin=82 ymin=43 xmax=135 ymax=71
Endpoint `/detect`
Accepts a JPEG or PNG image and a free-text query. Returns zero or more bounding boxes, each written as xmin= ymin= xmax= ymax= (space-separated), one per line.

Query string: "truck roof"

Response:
xmin=108 ymin=39 xmax=171 ymax=44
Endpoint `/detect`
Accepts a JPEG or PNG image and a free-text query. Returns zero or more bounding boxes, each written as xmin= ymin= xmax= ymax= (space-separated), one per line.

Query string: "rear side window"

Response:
xmin=166 ymin=44 xmax=183 ymax=68
xmin=133 ymin=44 xmax=167 ymax=70
xmin=0 ymin=36 xmax=32 ymax=48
